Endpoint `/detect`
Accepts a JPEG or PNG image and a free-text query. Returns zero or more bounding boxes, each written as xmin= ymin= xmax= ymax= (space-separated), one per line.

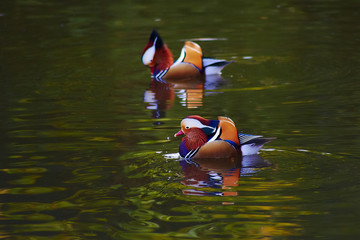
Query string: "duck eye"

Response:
xmin=185 ymin=126 xmax=190 ymax=129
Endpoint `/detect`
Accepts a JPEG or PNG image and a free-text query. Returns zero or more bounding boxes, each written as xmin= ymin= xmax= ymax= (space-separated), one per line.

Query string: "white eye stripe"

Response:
xmin=181 ymin=119 xmax=206 ymax=129
xmin=142 ymin=46 xmax=155 ymax=65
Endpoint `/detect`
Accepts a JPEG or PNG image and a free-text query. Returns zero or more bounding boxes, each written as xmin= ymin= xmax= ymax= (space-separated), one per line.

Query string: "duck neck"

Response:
xmin=154 ymin=44 xmax=174 ymax=71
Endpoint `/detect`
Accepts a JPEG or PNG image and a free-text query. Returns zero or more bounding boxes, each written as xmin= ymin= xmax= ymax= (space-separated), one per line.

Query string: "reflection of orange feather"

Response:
xmin=222 ymin=168 xmax=240 ymax=187
xmin=186 ymin=88 xmax=203 ymax=109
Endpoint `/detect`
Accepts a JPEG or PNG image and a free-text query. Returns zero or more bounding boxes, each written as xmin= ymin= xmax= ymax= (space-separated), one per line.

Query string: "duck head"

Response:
xmin=179 ymin=127 xmax=208 ymax=153
xmin=174 ymin=115 xmax=218 ymax=137
xmin=174 ymin=116 xmax=222 ymax=158
xmin=141 ymin=30 xmax=174 ymax=74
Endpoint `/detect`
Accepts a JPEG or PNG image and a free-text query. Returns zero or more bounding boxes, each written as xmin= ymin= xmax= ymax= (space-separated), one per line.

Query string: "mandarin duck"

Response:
xmin=142 ymin=30 xmax=233 ymax=80
xmin=174 ymin=115 xmax=274 ymax=159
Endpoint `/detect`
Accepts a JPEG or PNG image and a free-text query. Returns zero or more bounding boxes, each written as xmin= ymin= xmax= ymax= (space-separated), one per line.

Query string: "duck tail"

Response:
xmin=238 ymin=133 xmax=275 ymax=156
xmin=203 ymin=58 xmax=234 ymax=75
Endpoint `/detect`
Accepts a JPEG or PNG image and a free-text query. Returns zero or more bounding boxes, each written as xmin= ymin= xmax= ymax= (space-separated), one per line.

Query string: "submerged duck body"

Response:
xmin=174 ymin=115 xmax=274 ymax=159
xmin=142 ymin=30 xmax=233 ymax=80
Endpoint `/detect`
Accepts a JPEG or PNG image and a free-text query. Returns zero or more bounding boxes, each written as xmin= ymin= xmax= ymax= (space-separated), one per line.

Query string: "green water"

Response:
xmin=1 ymin=0 xmax=360 ymax=239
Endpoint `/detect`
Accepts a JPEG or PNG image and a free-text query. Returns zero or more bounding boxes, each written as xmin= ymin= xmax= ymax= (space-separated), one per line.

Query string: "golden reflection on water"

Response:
xmin=1 ymin=89 xmax=324 ymax=240
xmin=106 ymin=152 xmax=311 ymax=239
xmin=144 ymin=75 xmax=227 ymax=118
xmin=178 ymin=88 xmax=204 ymax=109
xmin=1 ymin=104 xmax=329 ymax=240
xmin=2 ymin=1 xmax=358 ymax=238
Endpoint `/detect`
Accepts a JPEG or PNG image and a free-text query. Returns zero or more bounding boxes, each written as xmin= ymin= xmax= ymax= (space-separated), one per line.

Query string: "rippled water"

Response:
xmin=1 ymin=0 xmax=360 ymax=239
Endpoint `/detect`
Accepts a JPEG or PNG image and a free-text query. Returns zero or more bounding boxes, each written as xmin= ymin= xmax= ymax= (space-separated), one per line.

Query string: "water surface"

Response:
xmin=1 ymin=0 xmax=360 ymax=239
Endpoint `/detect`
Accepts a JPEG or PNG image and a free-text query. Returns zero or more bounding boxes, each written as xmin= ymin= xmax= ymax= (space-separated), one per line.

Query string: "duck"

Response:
xmin=141 ymin=30 xmax=233 ymax=80
xmin=174 ymin=115 xmax=274 ymax=159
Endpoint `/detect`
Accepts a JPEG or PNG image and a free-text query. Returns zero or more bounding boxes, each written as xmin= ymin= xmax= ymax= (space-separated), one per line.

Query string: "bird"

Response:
xmin=174 ymin=115 xmax=274 ymax=159
xmin=141 ymin=30 xmax=233 ymax=80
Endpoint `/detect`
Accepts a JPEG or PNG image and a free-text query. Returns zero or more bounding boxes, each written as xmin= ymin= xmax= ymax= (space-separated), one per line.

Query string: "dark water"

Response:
xmin=1 ymin=0 xmax=360 ymax=239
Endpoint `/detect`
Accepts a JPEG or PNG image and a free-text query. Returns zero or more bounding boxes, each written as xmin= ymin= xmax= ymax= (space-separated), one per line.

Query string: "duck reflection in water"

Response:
xmin=144 ymin=75 xmax=226 ymax=121
xmin=180 ymin=155 xmax=271 ymax=197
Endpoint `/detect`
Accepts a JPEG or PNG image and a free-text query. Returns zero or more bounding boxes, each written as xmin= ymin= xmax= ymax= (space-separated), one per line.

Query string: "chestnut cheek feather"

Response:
xmin=183 ymin=129 xmax=208 ymax=150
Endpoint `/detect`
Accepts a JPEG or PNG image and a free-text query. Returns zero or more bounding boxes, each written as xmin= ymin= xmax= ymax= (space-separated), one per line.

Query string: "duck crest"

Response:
xmin=186 ymin=115 xmax=211 ymax=125
xmin=142 ymin=30 xmax=163 ymax=53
